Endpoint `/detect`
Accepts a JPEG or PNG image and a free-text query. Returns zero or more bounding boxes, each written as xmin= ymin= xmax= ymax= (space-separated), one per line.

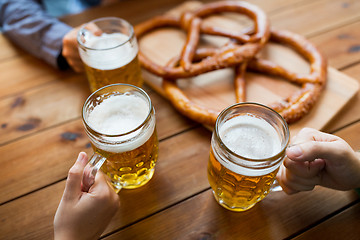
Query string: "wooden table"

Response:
xmin=1 ymin=0 xmax=360 ymax=239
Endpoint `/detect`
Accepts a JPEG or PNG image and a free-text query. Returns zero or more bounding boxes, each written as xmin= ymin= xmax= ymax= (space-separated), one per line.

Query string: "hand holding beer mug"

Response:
xmin=208 ymin=103 xmax=290 ymax=211
xmin=78 ymin=17 xmax=143 ymax=92
xmin=82 ymin=84 xmax=158 ymax=193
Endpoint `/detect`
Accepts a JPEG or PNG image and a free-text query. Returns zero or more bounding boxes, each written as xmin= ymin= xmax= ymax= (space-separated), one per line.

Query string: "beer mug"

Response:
xmin=78 ymin=17 xmax=143 ymax=92
xmin=208 ymin=102 xmax=289 ymax=211
xmin=82 ymin=84 xmax=158 ymax=192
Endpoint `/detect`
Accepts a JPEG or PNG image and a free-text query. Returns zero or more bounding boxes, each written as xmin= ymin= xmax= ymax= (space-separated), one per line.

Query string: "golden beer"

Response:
xmin=208 ymin=148 xmax=279 ymax=211
xmin=84 ymin=55 xmax=143 ymax=92
xmin=78 ymin=17 xmax=143 ymax=92
xmin=82 ymin=84 xmax=158 ymax=191
xmin=208 ymin=103 xmax=289 ymax=211
xmin=94 ymin=129 xmax=158 ymax=190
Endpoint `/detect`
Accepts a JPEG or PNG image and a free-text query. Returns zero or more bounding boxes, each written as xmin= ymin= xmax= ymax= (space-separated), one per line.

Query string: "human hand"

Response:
xmin=277 ymin=127 xmax=360 ymax=194
xmin=54 ymin=152 xmax=120 ymax=240
xmin=62 ymin=25 xmax=84 ymax=72
xmin=62 ymin=23 xmax=102 ymax=72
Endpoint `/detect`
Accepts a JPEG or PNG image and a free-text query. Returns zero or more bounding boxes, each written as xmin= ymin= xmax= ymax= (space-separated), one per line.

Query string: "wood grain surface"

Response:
xmin=0 ymin=0 xmax=360 ymax=239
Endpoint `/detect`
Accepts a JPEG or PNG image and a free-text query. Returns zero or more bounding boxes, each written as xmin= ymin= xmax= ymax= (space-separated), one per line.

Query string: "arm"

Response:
xmin=0 ymin=0 xmax=72 ymax=69
xmin=277 ymin=128 xmax=360 ymax=194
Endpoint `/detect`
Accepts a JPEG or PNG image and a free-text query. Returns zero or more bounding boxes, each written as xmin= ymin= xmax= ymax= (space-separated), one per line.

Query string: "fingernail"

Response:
xmin=288 ymin=145 xmax=303 ymax=157
xmin=77 ymin=152 xmax=86 ymax=162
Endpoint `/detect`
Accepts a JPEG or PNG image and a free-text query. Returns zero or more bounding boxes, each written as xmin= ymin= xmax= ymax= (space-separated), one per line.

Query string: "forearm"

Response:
xmin=0 ymin=0 xmax=72 ymax=68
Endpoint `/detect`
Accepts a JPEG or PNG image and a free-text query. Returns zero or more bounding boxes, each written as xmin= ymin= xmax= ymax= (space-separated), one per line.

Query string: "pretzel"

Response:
xmin=134 ymin=1 xmax=270 ymax=79
xmin=247 ymin=29 xmax=327 ymax=124
xmin=162 ymin=28 xmax=327 ymax=126
xmin=135 ymin=1 xmax=327 ymax=126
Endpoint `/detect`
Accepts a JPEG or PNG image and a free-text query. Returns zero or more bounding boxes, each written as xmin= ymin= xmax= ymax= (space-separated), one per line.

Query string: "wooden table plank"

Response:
xmin=3 ymin=120 xmax=357 ymax=238
xmin=60 ymin=0 xmax=193 ymax=27
xmin=324 ymin=64 xmax=360 ymax=133
xmin=0 ymin=94 xmax=195 ymax=204
xmin=0 ymin=55 xmax=70 ymax=99
xmin=333 ymin=121 xmax=360 ymax=150
xmin=0 ymin=75 xmax=89 ymax=145
xmin=306 ymin=18 xmax=360 ymax=133
xmin=270 ymin=0 xmax=360 ymax=37
xmin=249 ymin=0 xmax=311 ymax=13
xmin=0 ymin=120 xmax=91 ymax=204
xmin=293 ymin=202 xmax=360 ymax=240
xmin=60 ymin=0 xmax=313 ymax=27
xmin=310 ymin=21 xmax=360 ymax=70
xmin=104 ymin=189 xmax=359 ymax=240
xmin=0 ymin=181 xmax=64 ymax=240
xmin=0 ymin=127 xmax=212 ymax=239
xmin=0 ymin=35 xmax=26 ymax=62
xmin=0 ymin=123 xmax=358 ymax=239
xmin=1 ymin=0 xmax=360 ymax=240
xmin=0 ymin=75 xmax=195 ymax=146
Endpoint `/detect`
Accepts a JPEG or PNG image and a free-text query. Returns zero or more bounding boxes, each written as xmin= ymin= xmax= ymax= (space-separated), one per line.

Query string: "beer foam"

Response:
xmin=221 ymin=115 xmax=281 ymax=159
xmin=80 ymin=33 xmax=137 ymax=70
xmin=216 ymin=114 xmax=283 ymax=176
xmin=87 ymin=94 xmax=154 ymax=153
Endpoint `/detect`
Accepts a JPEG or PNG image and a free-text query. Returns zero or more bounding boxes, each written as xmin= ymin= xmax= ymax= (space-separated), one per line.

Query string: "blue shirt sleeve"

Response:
xmin=0 ymin=0 xmax=73 ymax=69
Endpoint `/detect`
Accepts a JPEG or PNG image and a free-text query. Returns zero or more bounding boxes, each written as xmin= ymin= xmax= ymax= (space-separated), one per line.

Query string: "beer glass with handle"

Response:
xmin=208 ymin=102 xmax=289 ymax=211
xmin=82 ymin=84 xmax=158 ymax=193
xmin=78 ymin=17 xmax=143 ymax=92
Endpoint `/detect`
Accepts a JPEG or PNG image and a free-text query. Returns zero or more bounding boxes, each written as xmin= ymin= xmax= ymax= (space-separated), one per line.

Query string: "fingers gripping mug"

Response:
xmin=82 ymin=84 xmax=158 ymax=192
xmin=207 ymin=102 xmax=289 ymax=211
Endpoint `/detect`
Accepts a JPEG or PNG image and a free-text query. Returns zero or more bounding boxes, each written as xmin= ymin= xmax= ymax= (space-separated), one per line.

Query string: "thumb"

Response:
xmin=63 ymin=152 xmax=88 ymax=200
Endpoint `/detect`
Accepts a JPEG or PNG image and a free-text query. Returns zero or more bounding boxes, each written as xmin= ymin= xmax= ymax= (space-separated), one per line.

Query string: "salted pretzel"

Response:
xmin=162 ymin=28 xmax=327 ymax=126
xmin=134 ymin=1 xmax=270 ymax=79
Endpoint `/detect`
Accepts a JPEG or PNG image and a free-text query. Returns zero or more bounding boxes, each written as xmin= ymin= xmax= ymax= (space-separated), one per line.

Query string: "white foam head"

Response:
xmin=79 ymin=32 xmax=138 ymax=70
xmin=214 ymin=114 xmax=283 ymax=176
xmin=87 ymin=93 xmax=154 ymax=153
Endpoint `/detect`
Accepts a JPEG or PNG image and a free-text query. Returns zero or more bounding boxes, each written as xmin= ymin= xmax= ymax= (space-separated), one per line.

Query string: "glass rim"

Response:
xmin=77 ymin=17 xmax=134 ymax=51
xmin=82 ymin=83 xmax=153 ymax=138
xmin=214 ymin=102 xmax=290 ymax=162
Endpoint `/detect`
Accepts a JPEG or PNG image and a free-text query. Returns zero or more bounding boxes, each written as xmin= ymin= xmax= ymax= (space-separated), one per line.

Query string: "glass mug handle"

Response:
xmin=270 ymin=146 xmax=296 ymax=192
xmin=82 ymin=153 xmax=106 ymax=192
xmin=270 ymin=154 xmax=289 ymax=192
xmin=270 ymin=179 xmax=283 ymax=192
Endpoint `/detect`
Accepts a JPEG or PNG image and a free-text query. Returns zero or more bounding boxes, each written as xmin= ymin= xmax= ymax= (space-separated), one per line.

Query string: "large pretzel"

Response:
xmin=135 ymin=1 xmax=327 ymax=126
xmin=134 ymin=1 xmax=270 ymax=79
xmin=162 ymin=28 xmax=326 ymax=126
